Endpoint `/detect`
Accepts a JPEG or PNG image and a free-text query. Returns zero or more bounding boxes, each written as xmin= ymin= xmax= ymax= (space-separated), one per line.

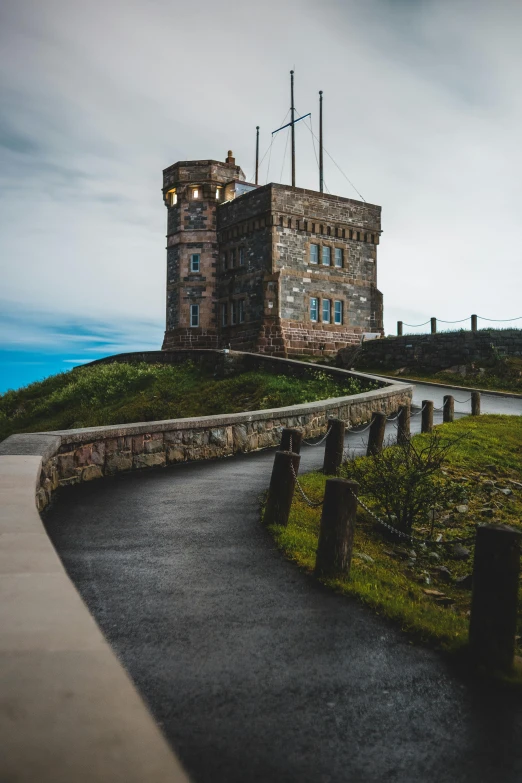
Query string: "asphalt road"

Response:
xmin=43 ymin=384 xmax=522 ymax=783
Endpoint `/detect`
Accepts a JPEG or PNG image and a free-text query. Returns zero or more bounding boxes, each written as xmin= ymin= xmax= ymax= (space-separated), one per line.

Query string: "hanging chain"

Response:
xmin=302 ymin=425 xmax=332 ymax=447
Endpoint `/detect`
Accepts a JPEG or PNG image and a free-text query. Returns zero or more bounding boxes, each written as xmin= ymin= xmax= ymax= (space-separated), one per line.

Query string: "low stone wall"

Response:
xmin=339 ymin=329 xmax=522 ymax=373
xmin=34 ymin=375 xmax=411 ymax=512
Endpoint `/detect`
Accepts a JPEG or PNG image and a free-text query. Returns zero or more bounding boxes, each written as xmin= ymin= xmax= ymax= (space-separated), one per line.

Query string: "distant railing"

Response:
xmin=396 ymin=315 xmax=522 ymax=336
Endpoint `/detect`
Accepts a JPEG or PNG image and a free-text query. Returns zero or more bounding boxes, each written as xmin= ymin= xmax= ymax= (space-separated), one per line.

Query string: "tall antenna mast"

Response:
xmin=255 ymin=126 xmax=260 ymax=185
xmin=319 ymin=91 xmax=324 ymax=193
xmin=290 ymin=70 xmax=295 ymax=187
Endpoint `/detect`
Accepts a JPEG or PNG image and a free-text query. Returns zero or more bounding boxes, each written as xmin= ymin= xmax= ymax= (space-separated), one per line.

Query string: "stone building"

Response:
xmin=161 ymin=152 xmax=383 ymax=357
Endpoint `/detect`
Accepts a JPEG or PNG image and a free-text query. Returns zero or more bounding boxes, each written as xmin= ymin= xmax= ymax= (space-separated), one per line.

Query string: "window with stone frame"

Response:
xmin=230 ymin=248 xmax=236 ymax=268
xmin=239 ymin=247 xmax=245 ymax=266
xmin=334 ymin=248 xmax=343 ymax=268
xmin=190 ymin=253 xmax=200 ymax=273
xmin=221 ymin=303 xmax=228 ymax=327
xmin=310 ymin=297 xmax=318 ymax=322
xmin=322 ymin=246 xmax=331 ymax=266
xmin=238 ymin=299 xmax=245 ymax=323
xmin=192 ymin=186 xmax=200 ymax=199
xmin=190 ymin=304 xmax=199 ymax=327
xmin=334 ymin=300 xmax=343 ymax=325
xmin=167 ymin=189 xmax=177 ymax=206
xmin=322 ymin=299 xmax=331 ymax=323
xmin=231 ymin=300 xmax=238 ymax=325
xmin=310 ymin=244 xmax=319 ymax=264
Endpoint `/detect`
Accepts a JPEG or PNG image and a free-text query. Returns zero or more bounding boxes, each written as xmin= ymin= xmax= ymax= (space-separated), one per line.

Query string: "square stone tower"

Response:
xmin=161 ymin=153 xmax=246 ymax=349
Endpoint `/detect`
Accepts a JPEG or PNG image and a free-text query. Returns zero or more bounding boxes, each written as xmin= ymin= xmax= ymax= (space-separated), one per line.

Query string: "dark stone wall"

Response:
xmin=340 ymin=329 xmax=522 ymax=372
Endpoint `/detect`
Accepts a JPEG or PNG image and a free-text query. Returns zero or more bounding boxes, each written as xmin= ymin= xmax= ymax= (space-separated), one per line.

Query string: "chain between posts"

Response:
xmin=301 ymin=425 xmax=332 ymax=447
xmin=349 ymin=488 xmax=477 ymax=547
xmin=288 ymin=435 xmax=324 ymax=507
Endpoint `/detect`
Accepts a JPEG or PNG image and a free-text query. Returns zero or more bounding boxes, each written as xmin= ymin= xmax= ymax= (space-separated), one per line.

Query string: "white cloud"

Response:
xmin=0 ymin=0 xmax=521 ymax=344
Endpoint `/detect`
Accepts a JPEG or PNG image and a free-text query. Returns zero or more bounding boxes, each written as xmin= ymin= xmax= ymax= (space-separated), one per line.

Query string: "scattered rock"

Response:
xmin=456 ymin=505 xmax=469 ymax=514
xmin=452 ymin=544 xmax=471 ymax=560
xmin=455 ymin=573 xmax=473 ymax=590
xmin=483 ymin=480 xmax=495 ymax=488
xmin=423 ymin=588 xmax=446 ymax=597
xmin=435 ymin=596 xmax=455 ymax=607
xmin=435 ymin=566 xmax=453 ymax=583
xmin=500 ymin=488 xmax=513 ymax=496
xmin=480 ymin=508 xmax=495 ymax=517
xmin=428 ymin=551 xmax=441 ymax=562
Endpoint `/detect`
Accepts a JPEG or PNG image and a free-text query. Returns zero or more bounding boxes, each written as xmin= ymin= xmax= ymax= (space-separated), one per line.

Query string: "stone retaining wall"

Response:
xmin=339 ymin=329 xmax=522 ymax=373
xmin=1 ymin=352 xmax=412 ymax=511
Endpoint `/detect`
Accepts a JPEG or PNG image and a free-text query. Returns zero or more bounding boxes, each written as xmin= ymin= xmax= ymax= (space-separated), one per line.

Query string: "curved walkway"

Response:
xmin=43 ymin=383 xmax=522 ymax=783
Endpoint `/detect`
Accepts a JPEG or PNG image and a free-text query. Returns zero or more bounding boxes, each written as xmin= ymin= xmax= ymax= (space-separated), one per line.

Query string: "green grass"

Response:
xmin=361 ymin=357 xmax=522 ymax=395
xmin=267 ymin=415 xmax=522 ymax=655
xmin=0 ymin=361 xmax=376 ymax=440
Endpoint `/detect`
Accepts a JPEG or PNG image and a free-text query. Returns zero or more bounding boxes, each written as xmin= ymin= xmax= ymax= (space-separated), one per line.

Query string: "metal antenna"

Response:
xmin=319 ymin=91 xmax=324 ymax=193
xmin=255 ymin=126 xmax=260 ymax=185
xmin=290 ymin=70 xmax=295 ymax=187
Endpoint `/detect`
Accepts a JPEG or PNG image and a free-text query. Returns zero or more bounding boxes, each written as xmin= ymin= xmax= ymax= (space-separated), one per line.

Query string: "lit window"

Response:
xmin=239 ymin=247 xmax=244 ymax=266
xmin=334 ymin=300 xmax=343 ymax=325
xmin=192 ymin=187 xmax=199 ymax=199
xmin=310 ymin=297 xmax=318 ymax=322
xmin=190 ymin=304 xmax=199 ymax=327
xmin=221 ymin=303 xmax=228 ymax=326
xmin=231 ymin=300 xmax=237 ymax=325
xmin=310 ymin=244 xmax=319 ymax=264
xmin=239 ymin=299 xmax=245 ymax=323
xmin=168 ymin=189 xmax=177 ymax=206
xmin=216 ymin=187 xmax=222 ymax=201
xmin=190 ymin=254 xmax=200 ymax=273
xmin=322 ymin=299 xmax=331 ymax=323
xmin=334 ymin=248 xmax=343 ymax=268
xmin=322 ymin=246 xmax=331 ymax=266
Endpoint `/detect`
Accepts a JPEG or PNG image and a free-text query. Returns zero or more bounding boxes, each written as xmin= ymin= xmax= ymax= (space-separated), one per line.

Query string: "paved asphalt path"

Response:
xmin=43 ymin=383 xmax=522 ymax=783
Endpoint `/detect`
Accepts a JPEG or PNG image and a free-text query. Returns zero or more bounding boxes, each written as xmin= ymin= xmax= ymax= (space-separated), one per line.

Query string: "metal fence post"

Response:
xmin=314 ymin=479 xmax=359 ymax=580
xmin=323 ymin=418 xmax=345 ymax=475
xmin=469 ymin=524 xmax=521 ymax=674
xmin=264 ymin=450 xmax=300 ymax=527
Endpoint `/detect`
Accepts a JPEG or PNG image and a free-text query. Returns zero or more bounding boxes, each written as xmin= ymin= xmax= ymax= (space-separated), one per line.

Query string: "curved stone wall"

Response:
xmin=0 ymin=352 xmax=412 ymax=781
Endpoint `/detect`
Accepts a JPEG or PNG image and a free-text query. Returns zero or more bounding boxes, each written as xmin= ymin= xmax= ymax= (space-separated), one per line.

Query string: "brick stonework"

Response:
xmin=162 ymin=156 xmax=383 ymax=357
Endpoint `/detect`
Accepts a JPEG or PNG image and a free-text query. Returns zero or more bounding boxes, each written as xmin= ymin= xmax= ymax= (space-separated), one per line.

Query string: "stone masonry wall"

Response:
xmin=214 ymin=184 xmax=384 ymax=357
xmin=28 ymin=350 xmax=411 ymax=511
xmin=341 ymin=329 xmax=522 ymax=373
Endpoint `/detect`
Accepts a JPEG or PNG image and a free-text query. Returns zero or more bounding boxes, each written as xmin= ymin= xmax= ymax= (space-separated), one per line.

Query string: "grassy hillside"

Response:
xmin=0 ymin=360 xmax=376 ymax=441
xmin=267 ymin=415 xmax=522 ymax=655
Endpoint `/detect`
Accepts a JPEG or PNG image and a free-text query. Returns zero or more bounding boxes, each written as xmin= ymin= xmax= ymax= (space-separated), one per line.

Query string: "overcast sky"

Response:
xmin=1 ymin=0 xmax=521 ymax=389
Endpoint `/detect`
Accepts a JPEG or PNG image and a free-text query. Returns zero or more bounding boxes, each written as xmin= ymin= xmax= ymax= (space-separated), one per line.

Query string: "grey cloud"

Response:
xmin=0 ymin=0 xmax=521 ymax=343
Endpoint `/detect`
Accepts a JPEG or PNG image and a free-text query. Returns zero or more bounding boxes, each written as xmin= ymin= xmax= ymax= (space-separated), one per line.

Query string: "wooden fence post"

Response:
xmin=314 ymin=479 xmax=359 ymax=580
xmin=471 ymin=392 xmax=481 ymax=416
xmin=366 ymin=412 xmax=387 ymax=456
xmin=431 ymin=317 xmax=437 ymax=334
xmin=323 ymin=418 xmax=345 ymax=475
xmin=471 ymin=314 xmax=478 ymax=333
xmin=469 ymin=524 xmax=521 ymax=674
xmin=443 ymin=395 xmax=454 ymax=423
xmin=397 ymin=321 xmax=403 ymax=336
xmin=421 ymin=400 xmax=434 ymax=433
xmin=280 ymin=427 xmax=302 ymax=454
xmin=264 ymin=450 xmax=300 ymax=527
xmin=397 ymin=404 xmax=411 ymax=445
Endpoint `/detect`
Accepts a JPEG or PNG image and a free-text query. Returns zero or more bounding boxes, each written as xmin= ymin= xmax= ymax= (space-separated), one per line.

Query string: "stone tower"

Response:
xmin=161 ymin=153 xmax=245 ymax=349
